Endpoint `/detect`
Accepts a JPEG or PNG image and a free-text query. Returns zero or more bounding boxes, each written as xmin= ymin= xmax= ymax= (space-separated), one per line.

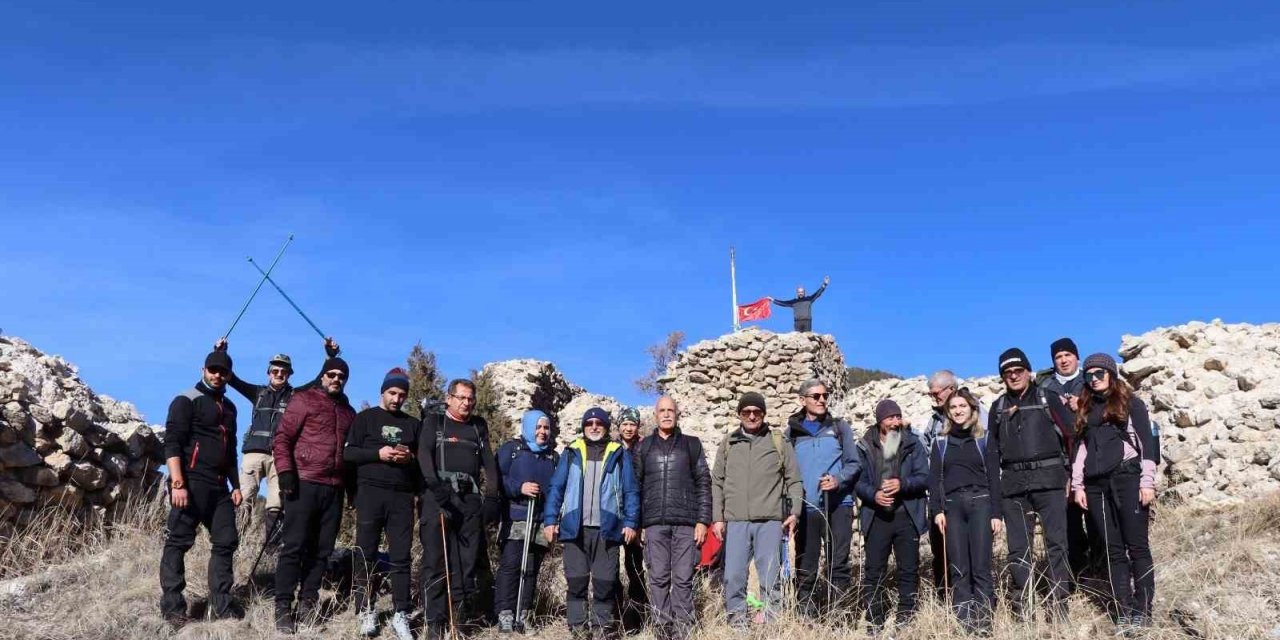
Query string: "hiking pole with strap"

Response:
xmin=440 ymin=512 xmax=458 ymax=640
xmin=224 ymin=235 xmax=293 ymax=338
xmin=246 ymin=257 xmax=330 ymax=345
xmin=515 ymin=498 xmax=536 ymax=632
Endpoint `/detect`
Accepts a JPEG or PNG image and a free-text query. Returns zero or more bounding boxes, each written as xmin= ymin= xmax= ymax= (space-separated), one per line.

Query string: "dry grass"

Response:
xmin=1 ymin=492 xmax=1278 ymax=640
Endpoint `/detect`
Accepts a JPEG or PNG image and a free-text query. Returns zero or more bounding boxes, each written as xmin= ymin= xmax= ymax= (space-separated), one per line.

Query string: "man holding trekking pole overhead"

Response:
xmin=213 ymin=336 xmax=338 ymax=551
xmin=785 ymin=379 xmax=860 ymax=618
xmin=418 ymin=379 xmax=503 ymax=640
xmin=345 ymin=368 xmax=420 ymax=640
xmin=272 ymin=355 xmax=356 ymax=634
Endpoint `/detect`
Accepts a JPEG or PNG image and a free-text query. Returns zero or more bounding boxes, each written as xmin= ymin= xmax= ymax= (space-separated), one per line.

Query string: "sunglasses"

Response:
xmin=1087 ymin=369 xmax=1109 ymax=381
xmin=268 ymin=367 xmax=290 ymax=376
xmin=1002 ymin=367 xmax=1027 ymax=379
xmin=322 ymin=371 xmax=347 ymax=380
xmin=739 ymin=408 xmax=764 ymax=417
xmin=805 ymin=393 xmax=829 ymax=401
xmin=207 ymin=367 xmax=230 ymax=377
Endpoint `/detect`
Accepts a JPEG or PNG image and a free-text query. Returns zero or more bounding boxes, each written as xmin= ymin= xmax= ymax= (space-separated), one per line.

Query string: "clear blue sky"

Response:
xmin=3 ymin=1 xmax=1278 ymax=426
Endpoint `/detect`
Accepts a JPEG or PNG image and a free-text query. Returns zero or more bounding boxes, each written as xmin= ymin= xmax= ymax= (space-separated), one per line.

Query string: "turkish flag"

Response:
xmin=737 ymin=297 xmax=772 ymax=323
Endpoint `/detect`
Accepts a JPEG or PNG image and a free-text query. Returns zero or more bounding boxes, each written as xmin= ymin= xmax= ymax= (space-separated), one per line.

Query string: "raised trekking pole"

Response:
xmin=515 ymin=498 xmax=537 ymax=632
xmin=246 ymin=257 xmax=330 ymax=344
xmin=224 ymin=235 xmax=293 ymax=338
xmin=440 ymin=513 xmax=458 ymax=640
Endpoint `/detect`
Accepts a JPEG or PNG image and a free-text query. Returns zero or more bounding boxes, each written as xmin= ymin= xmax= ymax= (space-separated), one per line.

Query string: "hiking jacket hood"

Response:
xmin=543 ymin=438 xmax=640 ymax=542
xmin=273 ymin=386 xmax=356 ymax=486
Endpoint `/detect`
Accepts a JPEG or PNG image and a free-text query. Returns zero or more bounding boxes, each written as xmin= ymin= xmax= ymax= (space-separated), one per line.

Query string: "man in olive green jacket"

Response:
xmin=711 ymin=392 xmax=803 ymax=627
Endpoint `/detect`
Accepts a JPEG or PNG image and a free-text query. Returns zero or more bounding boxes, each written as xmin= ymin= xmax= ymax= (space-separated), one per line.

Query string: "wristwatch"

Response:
xmin=171 ymin=478 xmax=185 ymax=490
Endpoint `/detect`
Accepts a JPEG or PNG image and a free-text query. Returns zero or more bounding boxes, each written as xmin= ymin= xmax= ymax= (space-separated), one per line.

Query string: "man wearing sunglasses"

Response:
xmin=213 ymin=336 xmax=338 ymax=551
xmin=785 ymin=379 xmax=859 ymax=617
xmin=159 ymin=350 xmax=244 ymax=627
xmin=988 ymin=348 xmax=1075 ymax=621
xmin=272 ymin=356 xmax=356 ymax=634
xmin=711 ymin=392 xmax=803 ymax=628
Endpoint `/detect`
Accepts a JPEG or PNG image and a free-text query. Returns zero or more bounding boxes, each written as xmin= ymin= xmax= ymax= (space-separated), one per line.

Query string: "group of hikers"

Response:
xmin=159 ymin=334 xmax=1158 ymax=639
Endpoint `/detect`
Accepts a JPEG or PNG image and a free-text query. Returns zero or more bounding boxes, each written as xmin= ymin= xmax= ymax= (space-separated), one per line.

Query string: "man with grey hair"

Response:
xmin=785 ymin=379 xmax=860 ymax=616
xmin=916 ymin=370 xmax=987 ymax=602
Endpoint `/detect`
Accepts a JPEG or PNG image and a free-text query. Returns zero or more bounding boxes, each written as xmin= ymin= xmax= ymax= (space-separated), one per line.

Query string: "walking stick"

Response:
xmin=440 ymin=513 xmax=458 ymax=640
xmin=224 ymin=235 xmax=293 ymax=338
xmin=941 ymin=521 xmax=950 ymax=598
xmin=246 ymin=257 xmax=330 ymax=343
xmin=242 ymin=508 xmax=285 ymax=590
xmin=819 ymin=489 xmax=832 ymax=609
xmin=515 ymin=499 xmax=536 ymax=631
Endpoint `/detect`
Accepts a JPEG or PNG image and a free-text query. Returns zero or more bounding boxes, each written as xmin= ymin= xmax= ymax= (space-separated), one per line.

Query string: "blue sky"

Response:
xmin=3 ymin=1 xmax=1279 ymax=426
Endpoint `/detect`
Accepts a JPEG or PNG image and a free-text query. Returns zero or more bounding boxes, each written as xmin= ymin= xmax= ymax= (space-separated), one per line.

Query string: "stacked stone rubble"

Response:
xmin=0 ymin=336 xmax=164 ymax=536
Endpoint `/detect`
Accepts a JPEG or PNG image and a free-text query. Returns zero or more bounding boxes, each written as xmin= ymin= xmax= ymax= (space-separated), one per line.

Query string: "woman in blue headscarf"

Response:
xmin=494 ymin=410 xmax=559 ymax=633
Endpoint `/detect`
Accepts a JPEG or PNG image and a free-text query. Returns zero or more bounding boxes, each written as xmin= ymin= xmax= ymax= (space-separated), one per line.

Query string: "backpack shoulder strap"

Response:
xmin=770 ymin=429 xmax=787 ymax=475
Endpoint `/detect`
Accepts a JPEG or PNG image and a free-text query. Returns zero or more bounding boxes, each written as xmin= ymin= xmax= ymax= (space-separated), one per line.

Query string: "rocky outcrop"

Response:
xmin=478 ymin=359 xmax=625 ymax=449
xmin=0 ymin=337 xmax=164 ymax=536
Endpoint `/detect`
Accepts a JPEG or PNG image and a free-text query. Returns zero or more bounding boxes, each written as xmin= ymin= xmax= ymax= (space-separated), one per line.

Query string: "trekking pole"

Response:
xmin=224 ymin=235 xmax=293 ymax=338
xmin=820 ymin=489 xmax=832 ymax=609
xmin=243 ymin=508 xmax=285 ymax=590
xmin=941 ymin=522 xmax=950 ymax=599
xmin=515 ymin=499 xmax=536 ymax=631
xmin=246 ymin=257 xmax=329 ymax=343
xmin=440 ymin=513 xmax=458 ymax=640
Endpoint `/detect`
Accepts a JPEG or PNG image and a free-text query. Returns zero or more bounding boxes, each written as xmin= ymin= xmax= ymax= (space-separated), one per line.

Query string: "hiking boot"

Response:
xmin=162 ymin=611 xmax=191 ymax=629
xmin=498 ymin=610 xmax=515 ymax=633
xmin=358 ymin=608 xmax=378 ymax=636
xmin=390 ymin=611 xmax=414 ymax=640
xmin=275 ymin=607 xmax=296 ymax=635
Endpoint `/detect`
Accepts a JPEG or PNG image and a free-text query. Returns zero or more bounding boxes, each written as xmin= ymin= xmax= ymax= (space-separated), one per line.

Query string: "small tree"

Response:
xmin=471 ymin=367 xmax=513 ymax=445
xmin=406 ymin=342 xmax=447 ymax=418
xmin=634 ymin=331 xmax=686 ymax=396
xmin=846 ymin=366 xmax=900 ymax=388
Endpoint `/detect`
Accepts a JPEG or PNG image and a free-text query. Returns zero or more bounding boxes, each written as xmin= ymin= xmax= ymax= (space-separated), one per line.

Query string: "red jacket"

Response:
xmin=273 ymin=386 xmax=356 ymax=486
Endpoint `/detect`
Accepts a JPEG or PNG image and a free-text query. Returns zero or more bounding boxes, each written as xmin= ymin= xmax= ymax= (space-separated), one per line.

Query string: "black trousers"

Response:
xmin=927 ymin=513 xmax=946 ymax=601
xmin=563 ymin=526 xmax=621 ymax=629
xmin=1085 ymin=469 xmax=1153 ymax=620
xmin=943 ymin=490 xmax=994 ymax=626
xmin=1003 ymin=488 xmax=1070 ymax=611
xmin=1067 ymin=500 xmax=1097 ymax=579
xmin=159 ymin=483 xmax=238 ymax=617
xmin=275 ymin=481 xmax=344 ymax=609
xmin=861 ymin=507 xmax=920 ymax=626
xmin=353 ymin=484 xmax=416 ymax=613
xmin=795 ymin=318 xmax=813 ymax=332
xmin=494 ymin=537 xmax=547 ymax=615
xmin=795 ymin=503 xmax=854 ymax=610
xmin=420 ymin=491 xmax=484 ymax=624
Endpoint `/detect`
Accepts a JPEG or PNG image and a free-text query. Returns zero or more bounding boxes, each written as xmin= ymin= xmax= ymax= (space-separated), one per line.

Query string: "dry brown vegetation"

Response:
xmin=1 ymin=491 xmax=1277 ymax=640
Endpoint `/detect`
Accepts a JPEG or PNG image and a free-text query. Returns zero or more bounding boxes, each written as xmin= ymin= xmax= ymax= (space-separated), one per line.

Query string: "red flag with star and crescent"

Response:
xmin=737 ymin=297 xmax=772 ymax=323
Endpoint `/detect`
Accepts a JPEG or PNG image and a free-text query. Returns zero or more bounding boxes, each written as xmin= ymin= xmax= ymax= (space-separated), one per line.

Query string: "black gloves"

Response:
xmin=430 ymin=483 xmax=455 ymax=508
xmin=279 ymin=470 xmax=299 ymax=498
xmin=482 ymin=496 xmax=503 ymax=525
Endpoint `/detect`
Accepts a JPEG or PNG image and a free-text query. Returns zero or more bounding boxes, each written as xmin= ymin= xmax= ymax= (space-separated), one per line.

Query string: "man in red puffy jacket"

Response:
xmin=272 ymin=356 xmax=356 ymax=634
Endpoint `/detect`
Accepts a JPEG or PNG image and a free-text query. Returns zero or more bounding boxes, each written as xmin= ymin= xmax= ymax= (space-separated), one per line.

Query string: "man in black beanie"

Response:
xmin=273 ymin=356 xmax=356 ymax=634
xmin=989 ymin=347 xmax=1075 ymax=620
xmin=159 ymin=351 xmax=244 ymax=627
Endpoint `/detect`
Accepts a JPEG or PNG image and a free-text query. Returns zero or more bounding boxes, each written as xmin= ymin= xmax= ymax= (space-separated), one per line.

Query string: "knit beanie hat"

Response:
xmin=320 ymin=356 xmax=350 ymax=379
xmin=381 ymin=367 xmax=410 ymax=393
xmin=204 ymin=351 xmax=233 ymax=372
xmin=874 ymin=399 xmax=902 ymax=424
xmin=998 ymin=348 xmax=1031 ymax=373
xmin=737 ymin=392 xmax=767 ymax=414
xmin=1082 ymin=353 xmax=1120 ymax=379
xmin=1050 ymin=338 xmax=1079 ymax=360
xmin=582 ymin=407 xmax=611 ymax=429
xmin=617 ymin=406 xmax=642 ymax=425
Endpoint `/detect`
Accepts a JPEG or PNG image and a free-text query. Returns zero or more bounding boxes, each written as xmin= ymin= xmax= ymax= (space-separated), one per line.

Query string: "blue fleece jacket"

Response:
xmin=785 ymin=411 xmax=861 ymax=510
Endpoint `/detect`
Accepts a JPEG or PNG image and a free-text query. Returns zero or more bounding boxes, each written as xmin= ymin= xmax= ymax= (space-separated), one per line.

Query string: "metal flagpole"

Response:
xmin=224 ymin=235 xmax=293 ymax=338
xmin=730 ymin=246 xmax=741 ymax=332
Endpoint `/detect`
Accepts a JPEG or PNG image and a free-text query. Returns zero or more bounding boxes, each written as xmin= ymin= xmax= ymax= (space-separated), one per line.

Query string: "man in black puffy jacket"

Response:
xmin=159 ymin=351 xmax=244 ymax=627
xmin=632 ymin=396 xmax=712 ymax=640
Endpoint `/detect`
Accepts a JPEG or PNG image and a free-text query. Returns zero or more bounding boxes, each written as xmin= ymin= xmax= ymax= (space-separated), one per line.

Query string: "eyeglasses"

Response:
xmin=928 ymin=386 xmax=955 ymax=398
xmin=1002 ymin=367 xmax=1027 ymax=379
xmin=739 ymin=409 xmax=764 ymax=417
xmin=449 ymin=394 xmax=476 ymax=404
xmin=804 ymin=393 xmax=829 ymax=401
xmin=584 ymin=419 xmax=606 ymax=427
xmin=1086 ymin=369 xmax=1109 ymax=381
xmin=322 ymin=371 xmax=347 ymax=380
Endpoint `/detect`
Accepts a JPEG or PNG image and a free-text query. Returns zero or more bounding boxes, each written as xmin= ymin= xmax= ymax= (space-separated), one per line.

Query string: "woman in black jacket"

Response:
xmin=927 ymin=388 xmax=1001 ymax=637
xmin=1070 ymin=353 xmax=1157 ymax=632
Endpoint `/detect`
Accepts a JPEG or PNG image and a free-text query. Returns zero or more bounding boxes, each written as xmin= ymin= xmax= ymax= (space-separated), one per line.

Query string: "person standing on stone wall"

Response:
xmin=915 ymin=370 xmax=988 ymax=602
xmin=418 ymin=378 xmax=504 ymax=640
xmin=632 ymin=397 xmax=712 ymax=640
xmin=613 ymin=406 xmax=649 ymax=631
xmin=1036 ymin=337 xmax=1099 ymax=582
xmin=213 ymin=336 xmax=338 ymax=551
xmin=711 ymin=392 xmax=803 ymax=628
xmin=543 ymin=407 xmax=641 ymax=640
xmin=988 ymin=347 xmax=1075 ymax=621
xmin=159 ymin=350 xmax=243 ymax=627
xmin=272 ymin=355 xmax=356 ymax=634
xmin=494 ymin=410 xmax=559 ymax=633
xmin=770 ymin=275 xmax=830 ymax=332
xmin=854 ymin=399 xmax=929 ymax=635
xmin=785 ymin=379 xmax=860 ymax=617
xmin=344 ymin=368 xmax=419 ymax=640
xmin=1071 ymin=353 xmax=1157 ymax=632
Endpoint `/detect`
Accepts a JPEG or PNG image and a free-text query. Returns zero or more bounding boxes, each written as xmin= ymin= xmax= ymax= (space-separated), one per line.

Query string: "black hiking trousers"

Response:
xmin=795 ymin=503 xmax=854 ymax=611
xmin=861 ymin=507 xmax=920 ymax=627
xmin=420 ymin=491 xmax=484 ymax=624
xmin=275 ymin=481 xmax=344 ymax=610
xmin=353 ymin=484 xmax=416 ymax=614
xmin=943 ymin=489 xmax=995 ymax=627
xmin=1085 ymin=466 xmax=1153 ymax=621
xmin=1003 ymin=488 xmax=1070 ymax=614
xmin=159 ymin=482 xmax=239 ymax=618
